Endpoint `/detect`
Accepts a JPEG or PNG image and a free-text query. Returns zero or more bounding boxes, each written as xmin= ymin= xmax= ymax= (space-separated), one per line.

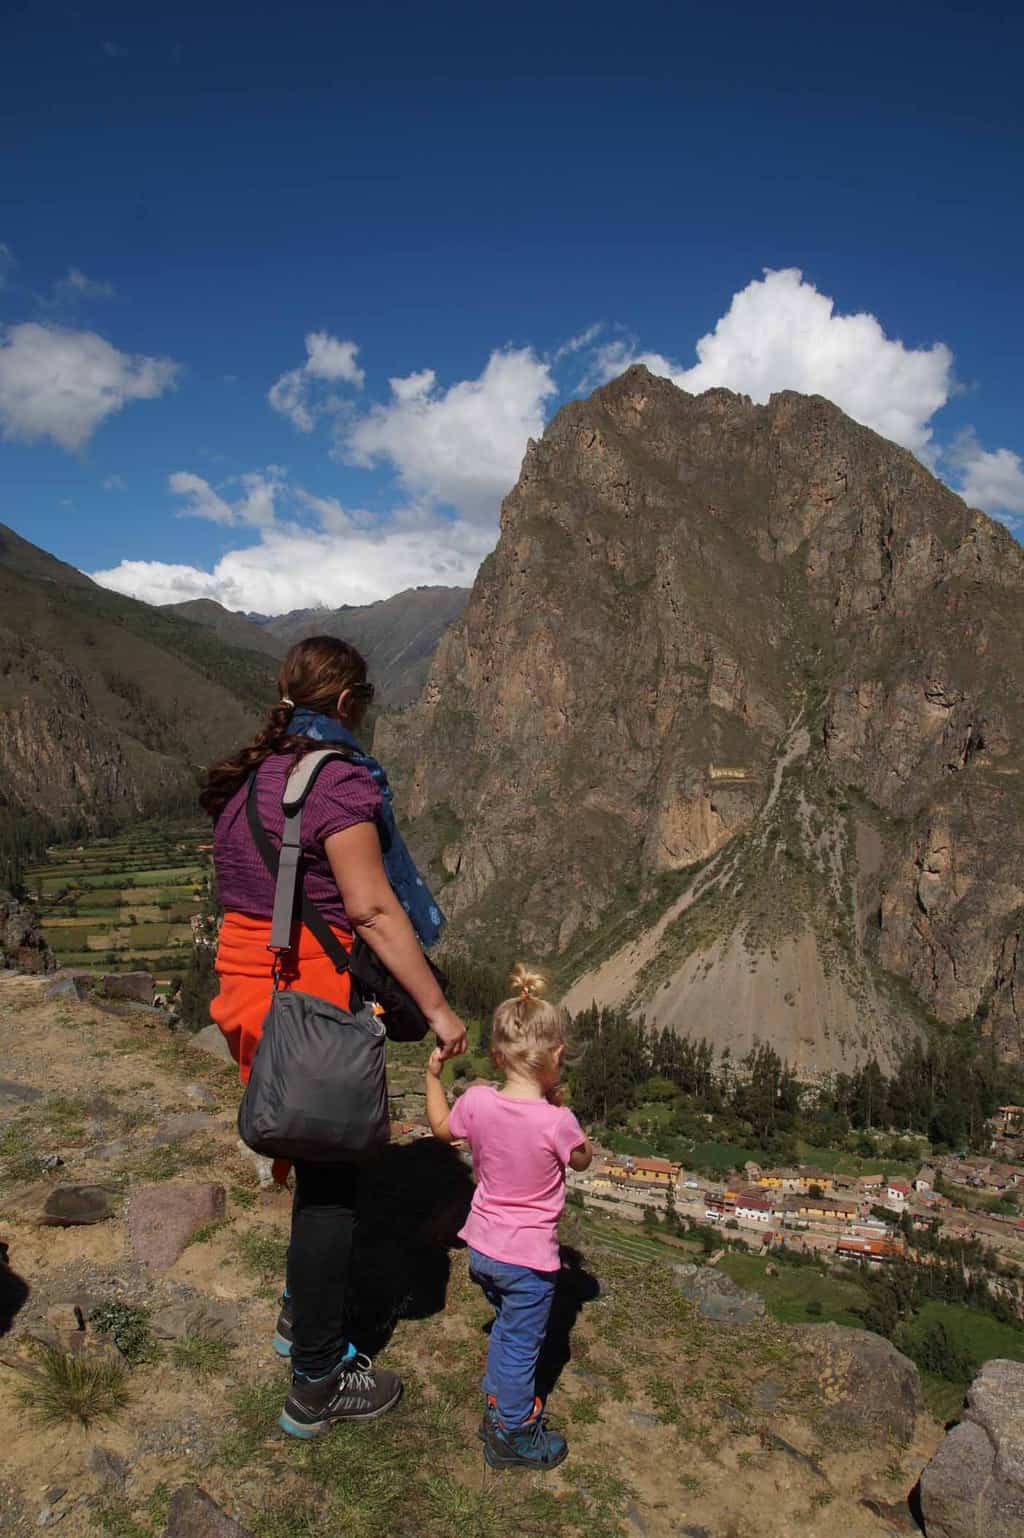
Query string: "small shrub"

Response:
xmin=20 ymin=1346 xmax=131 ymax=1427
xmin=90 ymin=1302 xmax=158 ymax=1363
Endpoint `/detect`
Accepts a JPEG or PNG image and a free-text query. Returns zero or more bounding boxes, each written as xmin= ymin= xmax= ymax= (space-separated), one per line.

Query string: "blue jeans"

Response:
xmin=468 ymin=1247 xmax=558 ymax=1429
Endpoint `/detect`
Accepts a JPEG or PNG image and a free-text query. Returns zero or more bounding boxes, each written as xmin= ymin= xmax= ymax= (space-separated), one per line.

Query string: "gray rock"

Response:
xmin=234 ymin=1139 xmax=274 ymax=1190
xmin=626 ymin=1502 xmax=648 ymax=1535
xmin=100 ymin=971 xmax=155 ymax=1005
xmin=150 ymin=1112 xmax=215 ymax=1146
xmin=41 ymin=1186 xmax=114 ymax=1227
xmin=0 ymin=1078 xmax=43 ymax=1104
xmin=43 ymin=972 xmax=93 ymax=1004
xmin=184 ymin=1084 xmax=218 ymax=1109
xmin=626 ymin=1409 xmax=661 ymax=1427
xmin=190 ymin=1025 xmax=234 ymax=1064
xmin=671 ymin=1263 xmax=765 ymax=1325
xmin=163 ymin=1485 xmax=253 ymax=1537
xmin=150 ymin=1296 xmax=239 ymax=1344
xmin=920 ymin=1359 xmax=1024 ymax=1538
xmin=88 ymin=1447 xmax=128 ymax=1490
xmin=127 ymin=1185 xmax=226 ymax=1270
xmin=799 ymin=1323 xmax=921 ymax=1445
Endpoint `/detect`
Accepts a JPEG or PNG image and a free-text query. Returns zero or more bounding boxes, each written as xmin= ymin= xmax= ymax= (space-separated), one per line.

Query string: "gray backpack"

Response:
xmin=237 ymin=751 xmax=389 ymax=1163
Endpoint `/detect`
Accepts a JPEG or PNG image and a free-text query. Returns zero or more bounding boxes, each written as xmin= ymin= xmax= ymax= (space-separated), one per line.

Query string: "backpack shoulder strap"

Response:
xmin=282 ymin=747 xmax=357 ymax=814
xmin=245 ymin=760 xmax=352 ymax=974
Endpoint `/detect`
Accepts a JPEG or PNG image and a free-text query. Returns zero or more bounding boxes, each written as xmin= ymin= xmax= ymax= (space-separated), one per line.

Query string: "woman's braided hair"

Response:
xmin=199 ymin=635 xmax=369 ymax=817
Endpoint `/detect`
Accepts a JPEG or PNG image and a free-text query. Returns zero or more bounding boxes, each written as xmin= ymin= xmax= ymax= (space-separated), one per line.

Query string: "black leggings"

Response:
xmin=287 ymin=1161 xmax=361 ymax=1377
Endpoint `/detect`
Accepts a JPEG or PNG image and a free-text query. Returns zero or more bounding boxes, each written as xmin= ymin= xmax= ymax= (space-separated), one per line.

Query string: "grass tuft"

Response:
xmin=170 ymin=1335 xmax=235 ymax=1377
xmin=19 ymin=1346 xmax=131 ymax=1427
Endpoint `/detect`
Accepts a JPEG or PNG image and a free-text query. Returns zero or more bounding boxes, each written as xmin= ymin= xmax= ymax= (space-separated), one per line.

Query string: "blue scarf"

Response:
xmin=288 ymin=707 xmax=446 ymax=949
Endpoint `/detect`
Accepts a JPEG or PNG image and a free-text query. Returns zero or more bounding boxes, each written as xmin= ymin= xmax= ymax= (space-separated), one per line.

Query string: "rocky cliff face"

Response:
xmin=379 ymin=367 xmax=1024 ymax=1069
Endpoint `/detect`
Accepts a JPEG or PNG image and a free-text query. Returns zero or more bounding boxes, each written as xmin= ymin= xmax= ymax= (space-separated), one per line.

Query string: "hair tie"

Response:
xmin=280 ymin=696 xmax=294 ymax=708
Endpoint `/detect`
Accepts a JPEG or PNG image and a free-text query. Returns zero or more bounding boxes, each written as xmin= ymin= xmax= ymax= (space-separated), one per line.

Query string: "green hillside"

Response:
xmin=0 ymin=526 xmax=276 ymax=887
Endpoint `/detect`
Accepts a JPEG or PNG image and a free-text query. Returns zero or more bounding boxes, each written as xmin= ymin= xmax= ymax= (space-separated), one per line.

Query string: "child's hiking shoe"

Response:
xmin=483 ymin=1401 xmax=567 ymax=1472
xmin=278 ymin=1354 xmax=403 ymax=1438
xmin=477 ymin=1393 xmax=499 ymax=1443
xmin=272 ymin=1295 xmax=293 ymax=1358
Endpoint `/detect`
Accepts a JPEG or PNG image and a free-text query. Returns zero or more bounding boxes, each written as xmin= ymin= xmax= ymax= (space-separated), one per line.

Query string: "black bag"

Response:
xmin=237 ymin=751 xmax=390 ymax=1162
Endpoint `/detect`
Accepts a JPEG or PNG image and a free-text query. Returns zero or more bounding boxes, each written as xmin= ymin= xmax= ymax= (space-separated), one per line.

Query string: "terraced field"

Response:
xmin=26 ymin=820 xmax=212 ymax=985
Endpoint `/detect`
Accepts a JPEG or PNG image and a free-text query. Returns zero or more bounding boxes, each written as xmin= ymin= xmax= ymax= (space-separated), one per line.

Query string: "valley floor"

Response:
xmin=0 ymin=975 xmax=944 ymax=1538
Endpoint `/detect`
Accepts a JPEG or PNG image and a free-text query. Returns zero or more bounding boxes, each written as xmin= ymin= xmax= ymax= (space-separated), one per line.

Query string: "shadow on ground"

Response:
xmin=0 ymin=1240 xmax=30 ymax=1336
xmin=343 ymin=1139 xmax=475 ymax=1354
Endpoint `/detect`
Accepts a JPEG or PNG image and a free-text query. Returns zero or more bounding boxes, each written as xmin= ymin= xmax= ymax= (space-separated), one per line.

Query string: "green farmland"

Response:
xmin=26 ymin=820 xmax=212 ymax=985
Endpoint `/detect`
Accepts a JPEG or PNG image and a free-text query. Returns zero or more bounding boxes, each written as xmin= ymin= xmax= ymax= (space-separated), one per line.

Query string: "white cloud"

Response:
xmin=343 ymin=346 xmax=556 ymax=520
xmin=169 ymin=468 xmax=283 ymax=527
xmin=0 ymin=323 xmax=178 ymax=450
xmin=102 ymin=474 xmax=125 ymax=490
xmin=948 ymin=430 xmax=1024 ymax=521
xmin=268 ymin=331 xmax=363 ymax=432
xmin=91 ymin=516 xmax=490 ymax=612
xmin=57 ymin=267 xmax=115 ymax=302
xmin=592 ymin=269 xmax=954 ymax=460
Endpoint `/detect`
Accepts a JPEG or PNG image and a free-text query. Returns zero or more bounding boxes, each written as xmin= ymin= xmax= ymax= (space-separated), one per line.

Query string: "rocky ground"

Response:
xmin=0 ymin=973 xmax=965 ymax=1537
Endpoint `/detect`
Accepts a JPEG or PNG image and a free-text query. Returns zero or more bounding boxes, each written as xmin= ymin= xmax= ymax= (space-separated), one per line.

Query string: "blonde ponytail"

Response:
xmin=492 ymin=962 xmax=565 ymax=1075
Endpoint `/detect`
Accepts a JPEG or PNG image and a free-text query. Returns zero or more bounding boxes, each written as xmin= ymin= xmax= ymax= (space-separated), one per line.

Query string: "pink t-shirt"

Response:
xmin=448 ymin=1084 xmax=586 ymax=1273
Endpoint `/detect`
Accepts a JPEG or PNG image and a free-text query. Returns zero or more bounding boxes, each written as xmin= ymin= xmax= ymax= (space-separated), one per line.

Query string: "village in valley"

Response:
xmin=389 ymin=1100 xmax=1024 ymax=1285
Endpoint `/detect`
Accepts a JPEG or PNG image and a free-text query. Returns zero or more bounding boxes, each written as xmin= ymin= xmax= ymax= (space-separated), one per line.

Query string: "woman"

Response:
xmin=200 ymin=636 xmax=467 ymax=1438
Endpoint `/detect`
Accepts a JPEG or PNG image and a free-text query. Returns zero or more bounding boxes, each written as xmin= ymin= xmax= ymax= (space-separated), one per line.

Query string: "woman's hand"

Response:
xmin=427 ymin=1002 xmax=467 ymax=1062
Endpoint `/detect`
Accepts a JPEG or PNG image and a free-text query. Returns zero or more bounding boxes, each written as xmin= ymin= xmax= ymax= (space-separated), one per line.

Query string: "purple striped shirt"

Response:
xmin=213 ymin=752 xmax=382 ymax=932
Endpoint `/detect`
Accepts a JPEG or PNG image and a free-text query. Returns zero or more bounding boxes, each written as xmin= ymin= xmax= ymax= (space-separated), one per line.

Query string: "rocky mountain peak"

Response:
xmin=379 ymin=373 xmax=1024 ymax=1071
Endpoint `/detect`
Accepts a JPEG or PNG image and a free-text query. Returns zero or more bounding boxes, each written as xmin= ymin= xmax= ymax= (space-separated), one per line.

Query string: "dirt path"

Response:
xmin=0 ymin=974 xmax=938 ymax=1537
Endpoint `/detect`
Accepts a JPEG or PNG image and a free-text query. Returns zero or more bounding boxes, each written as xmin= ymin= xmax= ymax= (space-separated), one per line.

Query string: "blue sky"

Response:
xmin=2 ymin=0 xmax=1022 ymax=612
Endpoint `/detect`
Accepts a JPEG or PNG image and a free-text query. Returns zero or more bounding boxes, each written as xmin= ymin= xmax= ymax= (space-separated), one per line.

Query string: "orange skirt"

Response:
xmin=210 ymin=909 xmax=354 ymax=1086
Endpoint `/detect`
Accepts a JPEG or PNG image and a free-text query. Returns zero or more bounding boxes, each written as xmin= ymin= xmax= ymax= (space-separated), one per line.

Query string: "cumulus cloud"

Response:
xmin=268 ymin=331 xmax=363 ymax=432
xmin=592 ymin=269 xmax=954 ymax=460
xmin=343 ymin=346 xmax=556 ymax=520
xmin=0 ymin=323 xmax=178 ymax=450
xmin=947 ymin=430 xmax=1024 ymax=521
xmin=169 ymin=468 xmax=283 ymax=527
xmin=91 ymin=513 xmax=490 ymax=612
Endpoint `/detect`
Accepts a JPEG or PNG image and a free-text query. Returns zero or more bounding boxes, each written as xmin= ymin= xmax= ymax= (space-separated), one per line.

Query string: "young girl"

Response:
xmin=425 ymin=964 xmax=592 ymax=1471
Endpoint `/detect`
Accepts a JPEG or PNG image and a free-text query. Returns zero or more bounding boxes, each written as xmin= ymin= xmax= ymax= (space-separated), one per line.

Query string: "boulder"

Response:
xmin=150 ymin=1295 xmax=239 ymax=1344
xmin=150 ymin=1112 xmax=215 ymax=1146
xmin=0 ymin=1077 xmax=43 ymax=1105
xmin=919 ymin=1358 xmax=1024 ymax=1538
xmin=671 ymin=1263 xmax=766 ymax=1325
xmin=0 ymin=891 xmax=55 ymax=973
xmin=798 ymin=1323 xmax=921 ymax=1444
xmin=191 ymin=1025 xmax=234 ymax=1064
xmin=127 ymin=1185 xmax=226 ymax=1270
xmin=42 ymin=1185 xmax=114 ymax=1227
xmin=44 ymin=971 xmax=95 ymax=1003
xmin=163 ymin=1485 xmax=253 ymax=1538
xmin=100 ymin=971 xmax=155 ymax=1005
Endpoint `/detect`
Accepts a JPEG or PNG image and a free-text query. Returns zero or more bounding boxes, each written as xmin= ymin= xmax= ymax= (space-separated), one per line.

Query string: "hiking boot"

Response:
xmin=477 ymin=1393 xmax=499 ymax=1442
xmin=272 ymin=1295 xmax=293 ymax=1358
xmin=279 ymin=1354 xmax=403 ymax=1439
xmin=483 ymin=1401 xmax=568 ymax=1471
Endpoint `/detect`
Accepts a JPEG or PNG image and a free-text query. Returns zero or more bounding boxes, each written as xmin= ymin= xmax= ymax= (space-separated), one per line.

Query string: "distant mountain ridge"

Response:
xmin=0 ymin=523 xmax=276 ymax=882
xmin=164 ymin=585 xmax=469 ymax=707
xmin=379 ymin=368 xmax=1024 ymax=1072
